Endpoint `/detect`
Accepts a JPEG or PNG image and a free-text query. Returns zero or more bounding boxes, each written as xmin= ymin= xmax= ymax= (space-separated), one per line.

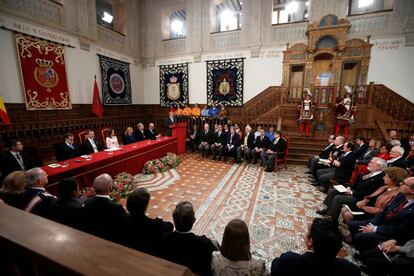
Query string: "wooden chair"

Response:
xmin=274 ymin=135 xmax=289 ymax=171
xmin=98 ymin=127 xmax=111 ymax=149
xmin=73 ymin=130 xmax=88 ymax=145
xmin=329 ymin=164 xmax=361 ymax=187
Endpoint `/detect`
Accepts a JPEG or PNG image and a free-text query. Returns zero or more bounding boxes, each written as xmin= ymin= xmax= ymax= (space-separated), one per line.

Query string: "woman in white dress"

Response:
xmin=211 ymin=219 xmax=268 ymax=276
xmin=105 ymin=128 xmax=119 ymax=149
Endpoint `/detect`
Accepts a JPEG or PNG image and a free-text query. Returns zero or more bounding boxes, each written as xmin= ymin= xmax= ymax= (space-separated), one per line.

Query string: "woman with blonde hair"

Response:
xmin=211 ymin=219 xmax=267 ymax=275
xmin=124 ymin=126 xmax=136 ymax=145
xmin=0 ymin=171 xmax=25 ymax=208
xmin=341 ymin=166 xmax=408 ymax=223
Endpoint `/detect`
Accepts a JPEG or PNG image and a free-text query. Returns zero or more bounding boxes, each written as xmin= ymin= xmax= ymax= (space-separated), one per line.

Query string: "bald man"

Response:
xmin=82 ymin=174 xmax=126 ymax=243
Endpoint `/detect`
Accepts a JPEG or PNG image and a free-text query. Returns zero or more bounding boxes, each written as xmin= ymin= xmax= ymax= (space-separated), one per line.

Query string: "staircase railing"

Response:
xmin=242 ymin=86 xmax=285 ymax=117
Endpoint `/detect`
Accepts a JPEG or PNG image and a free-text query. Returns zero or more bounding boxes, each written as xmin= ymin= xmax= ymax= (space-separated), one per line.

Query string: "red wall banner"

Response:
xmin=15 ymin=33 xmax=71 ymax=110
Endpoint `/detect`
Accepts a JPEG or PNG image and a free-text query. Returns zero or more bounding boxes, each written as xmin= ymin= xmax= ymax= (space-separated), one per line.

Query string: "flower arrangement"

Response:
xmin=143 ymin=152 xmax=180 ymax=174
xmin=79 ymin=172 xmax=135 ymax=202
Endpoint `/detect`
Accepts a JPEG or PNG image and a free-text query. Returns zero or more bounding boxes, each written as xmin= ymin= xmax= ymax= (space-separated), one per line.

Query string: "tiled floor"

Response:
xmin=131 ymin=152 xmax=356 ymax=267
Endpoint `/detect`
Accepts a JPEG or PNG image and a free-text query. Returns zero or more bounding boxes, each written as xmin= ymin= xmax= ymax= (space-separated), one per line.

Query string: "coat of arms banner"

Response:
xmin=206 ymin=58 xmax=244 ymax=106
xmin=159 ymin=63 xmax=189 ymax=107
xmin=98 ymin=55 xmax=132 ymax=105
xmin=15 ymin=33 xmax=71 ymax=110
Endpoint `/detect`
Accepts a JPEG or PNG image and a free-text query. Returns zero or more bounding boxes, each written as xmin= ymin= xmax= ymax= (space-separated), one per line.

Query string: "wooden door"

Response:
xmin=341 ymin=61 xmax=360 ymax=91
xmin=289 ymin=65 xmax=304 ymax=99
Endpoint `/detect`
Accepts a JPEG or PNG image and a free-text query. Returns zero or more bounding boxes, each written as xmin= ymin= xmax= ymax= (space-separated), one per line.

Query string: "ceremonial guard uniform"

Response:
xmin=298 ymin=89 xmax=314 ymax=137
xmin=335 ymin=86 xmax=355 ymax=139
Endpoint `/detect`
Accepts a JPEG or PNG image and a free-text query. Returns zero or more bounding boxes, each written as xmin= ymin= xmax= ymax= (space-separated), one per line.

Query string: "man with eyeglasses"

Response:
xmin=348 ymin=176 xmax=414 ymax=254
xmin=387 ymin=146 xmax=407 ymax=169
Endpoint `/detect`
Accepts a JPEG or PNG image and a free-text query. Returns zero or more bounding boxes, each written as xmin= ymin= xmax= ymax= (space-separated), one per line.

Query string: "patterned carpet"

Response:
xmin=132 ymin=153 xmax=356 ymax=268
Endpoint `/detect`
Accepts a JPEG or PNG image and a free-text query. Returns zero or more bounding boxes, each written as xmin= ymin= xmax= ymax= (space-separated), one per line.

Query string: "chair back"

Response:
xmin=74 ymin=130 xmax=88 ymax=145
xmin=98 ymin=127 xmax=111 ymax=148
xmin=347 ymin=165 xmax=362 ymax=187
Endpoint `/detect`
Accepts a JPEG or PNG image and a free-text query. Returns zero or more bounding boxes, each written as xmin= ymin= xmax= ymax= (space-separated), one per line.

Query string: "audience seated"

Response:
xmin=341 ymin=167 xmax=408 ymax=223
xmin=317 ymin=157 xmax=387 ymax=222
xmin=211 ymin=124 xmax=226 ymax=161
xmin=81 ymin=174 xmax=126 ymax=243
xmin=254 ymin=126 xmax=262 ymax=138
xmin=160 ymin=201 xmax=219 ymax=276
xmin=55 ymin=133 xmax=82 ymax=161
xmin=124 ymin=127 xmax=137 ymax=145
xmin=134 ymin=123 xmax=147 ymax=141
xmin=189 ymin=124 xmax=202 ymax=153
xmin=198 ymin=123 xmax=214 ymax=158
xmin=123 ymin=188 xmax=173 ymax=255
xmin=387 ymin=146 xmax=406 ymax=168
xmin=306 ymin=134 xmax=336 ymax=174
xmin=271 ymin=218 xmax=360 ymax=276
xmin=223 ymin=126 xmax=240 ymax=162
xmin=200 ymin=105 xmax=209 ymax=117
xmin=1 ymin=139 xmax=34 ymax=182
xmin=181 ymin=104 xmax=192 ymax=116
xmin=105 ymin=128 xmax=120 ymax=149
xmin=315 ymin=141 xmax=354 ymax=193
xmin=356 ymin=139 xmax=379 ymax=174
xmin=353 ymin=136 xmax=369 ymax=160
xmin=49 ymin=178 xmax=83 ymax=228
xmin=261 ymin=130 xmax=287 ymax=172
xmin=144 ymin=123 xmax=160 ymax=140
xmin=236 ymin=125 xmax=255 ymax=164
xmin=347 ymin=176 xmax=414 ymax=253
xmin=376 ymin=143 xmax=391 ymax=161
xmin=20 ymin=168 xmax=55 ymax=218
xmin=0 ymin=171 xmax=25 ymax=208
xmin=211 ymin=219 xmax=267 ymax=275
xmin=265 ymin=126 xmax=276 ymax=142
xmin=218 ymin=104 xmax=228 ymax=119
xmin=251 ymin=128 xmax=270 ymax=165
xmin=175 ymin=105 xmax=183 ymax=116
xmin=208 ymin=103 xmax=219 ymax=118
xmin=401 ymin=133 xmax=414 ymax=159
xmin=82 ymin=130 xmax=103 ymax=154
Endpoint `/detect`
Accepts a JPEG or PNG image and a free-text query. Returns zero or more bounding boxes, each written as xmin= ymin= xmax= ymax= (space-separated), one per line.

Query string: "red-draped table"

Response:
xmin=42 ymin=137 xmax=177 ymax=193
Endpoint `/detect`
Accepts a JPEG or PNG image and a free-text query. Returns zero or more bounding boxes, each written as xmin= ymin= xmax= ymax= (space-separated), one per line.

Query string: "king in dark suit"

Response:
xmin=348 ymin=177 xmax=414 ymax=253
xmin=82 ymin=130 xmax=103 ymax=154
xmin=54 ymin=133 xmax=81 ymax=161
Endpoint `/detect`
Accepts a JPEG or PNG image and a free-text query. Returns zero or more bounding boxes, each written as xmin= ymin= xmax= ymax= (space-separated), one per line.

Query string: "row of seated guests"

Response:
xmin=305 ymin=131 xmax=414 ymax=275
xmin=172 ymin=103 xmax=228 ymax=119
xmin=0 ymin=168 xmax=360 ymax=276
xmin=55 ymin=123 xmax=161 ymax=162
xmin=190 ymin=123 xmax=286 ymax=172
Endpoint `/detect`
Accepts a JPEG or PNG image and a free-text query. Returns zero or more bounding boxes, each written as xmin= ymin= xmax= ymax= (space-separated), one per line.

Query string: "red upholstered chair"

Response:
xmin=274 ymin=135 xmax=289 ymax=171
xmin=74 ymin=130 xmax=88 ymax=145
xmin=98 ymin=127 xmax=111 ymax=149
xmin=329 ymin=165 xmax=361 ymax=187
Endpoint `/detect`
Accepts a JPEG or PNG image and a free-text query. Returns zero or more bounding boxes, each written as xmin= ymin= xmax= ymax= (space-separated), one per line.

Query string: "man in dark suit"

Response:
xmin=387 ymin=146 xmax=407 ymax=169
xmin=123 ymin=188 xmax=173 ymax=255
xmin=189 ymin=124 xmax=202 ymax=153
xmin=261 ymin=130 xmax=287 ymax=172
xmin=55 ymin=133 xmax=81 ymax=161
xmin=316 ymin=142 xmax=355 ymax=193
xmin=163 ymin=111 xmax=176 ymax=136
xmin=356 ymin=139 xmax=379 ymax=166
xmin=236 ymin=125 xmax=255 ymax=163
xmin=348 ymin=176 xmax=414 ymax=253
xmin=1 ymin=139 xmax=33 ymax=181
xmin=401 ymin=133 xmax=414 ymax=159
xmin=250 ymin=128 xmax=270 ymax=164
xmin=222 ymin=126 xmax=240 ymax=162
xmin=306 ymin=134 xmax=336 ymax=174
xmin=198 ymin=123 xmax=214 ymax=158
xmin=271 ymin=218 xmax=361 ymax=276
xmin=159 ymin=201 xmax=219 ymax=275
xmin=317 ymin=157 xmax=387 ymax=221
xmin=20 ymin=167 xmax=56 ymax=218
xmin=354 ymin=136 xmax=369 ymax=160
xmin=211 ymin=124 xmax=226 ymax=160
xmin=82 ymin=130 xmax=103 ymax=154
xmin=134 ymin=123 xmax=147 ymax=141
xmin=144 ymin=123 xmax=159 ymax=140
xmin=81 ymin=173 xmax=126 ymax=243
xmin=49 ymin=177 xmax=83 ymax=229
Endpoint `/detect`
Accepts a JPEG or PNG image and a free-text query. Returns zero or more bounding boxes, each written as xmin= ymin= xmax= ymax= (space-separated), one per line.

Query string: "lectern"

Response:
xmin=171 ymin=122 xmax=187 ymax=154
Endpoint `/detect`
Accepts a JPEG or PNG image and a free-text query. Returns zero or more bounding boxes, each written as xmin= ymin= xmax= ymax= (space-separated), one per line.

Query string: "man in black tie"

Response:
xmin=134 ymin=123 xmax=147 ymax=141
xmin=82 ymin=130 xmax=103 ymax=154
xmin=250 ymin=128 xmax=270 ymax=164
xmin=163 ymin=111 xmax=176 ymax=136
xmin=144 ymin=123 xmax=160 ymax=140
xmin=55 ymin=133 xmax=81 ymax=161
xmin=354 ymin=136 xmax=369 ymax=159
xmin=0 ymin=139 xmax=33 ymax=181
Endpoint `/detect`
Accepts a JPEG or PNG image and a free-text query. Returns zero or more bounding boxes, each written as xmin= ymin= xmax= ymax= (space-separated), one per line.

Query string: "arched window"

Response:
xmin=272 ymin=0 xmax=309 ymax=25
xmin=215 ymin=0 xmax=242 ymax=32
xmin=348 ymin=0 xmax=394 ymax=15
xmin=169 ymin=9 xmax=186 ymax=38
